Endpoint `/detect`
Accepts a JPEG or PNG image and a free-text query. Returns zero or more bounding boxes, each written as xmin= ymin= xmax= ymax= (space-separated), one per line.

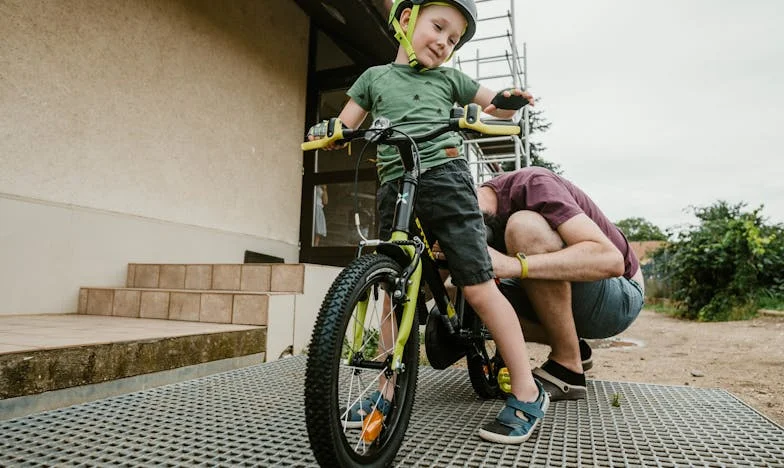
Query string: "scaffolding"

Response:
xmin=451 ymin=0 xmax=530 ymax=184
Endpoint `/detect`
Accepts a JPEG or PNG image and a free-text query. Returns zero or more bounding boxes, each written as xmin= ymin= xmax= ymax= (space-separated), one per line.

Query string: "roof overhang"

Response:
xmin=292 ymin=0 xmax=397 ymax=67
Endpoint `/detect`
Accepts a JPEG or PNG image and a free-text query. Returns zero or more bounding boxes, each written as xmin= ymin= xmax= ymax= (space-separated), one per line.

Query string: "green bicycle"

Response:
xmin=302 ymin=103 xmax=523 ymax=467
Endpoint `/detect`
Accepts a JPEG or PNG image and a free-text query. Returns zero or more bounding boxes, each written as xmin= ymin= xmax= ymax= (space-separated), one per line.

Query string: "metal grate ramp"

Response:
xmin=2 ymin=356 xmax=783 ymax=467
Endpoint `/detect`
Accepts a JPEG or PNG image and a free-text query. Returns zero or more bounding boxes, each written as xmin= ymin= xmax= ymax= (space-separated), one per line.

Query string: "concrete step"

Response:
xmin=126 ymin=263 xmax=304 ymax=293
xmin=0 ymin=314 xmax=264 ymax=409
xmin=78 ymin=287 xmax=295 ymax=326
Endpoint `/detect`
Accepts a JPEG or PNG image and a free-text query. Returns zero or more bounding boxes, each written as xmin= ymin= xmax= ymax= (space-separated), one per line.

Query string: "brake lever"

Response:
xmin=368 ymin=117 xmax=392 ymax=143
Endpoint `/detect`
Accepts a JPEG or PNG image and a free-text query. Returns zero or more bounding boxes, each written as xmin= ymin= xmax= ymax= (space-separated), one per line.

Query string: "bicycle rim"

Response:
xmin=305 ymin=254 xmax=419 ymax=468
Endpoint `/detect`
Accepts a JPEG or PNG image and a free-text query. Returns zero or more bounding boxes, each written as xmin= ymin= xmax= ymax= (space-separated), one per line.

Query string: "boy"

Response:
xmin=309 ymin=0 xmax=546 ymax=444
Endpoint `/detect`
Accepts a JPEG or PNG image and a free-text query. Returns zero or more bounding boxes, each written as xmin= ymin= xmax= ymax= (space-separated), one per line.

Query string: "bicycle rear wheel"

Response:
xmin=463 ymin=302 xmax=504 ymax=399
xmin=305 ymin=254 xmax=419 ymax=468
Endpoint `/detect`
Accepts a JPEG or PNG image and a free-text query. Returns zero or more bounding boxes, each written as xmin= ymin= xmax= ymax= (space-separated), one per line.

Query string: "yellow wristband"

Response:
xmin=516 ymin=252 xmax=528 ymax=279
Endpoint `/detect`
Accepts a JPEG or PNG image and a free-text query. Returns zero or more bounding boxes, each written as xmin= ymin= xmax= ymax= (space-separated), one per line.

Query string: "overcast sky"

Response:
xmin=456 ymin=0 xmax=784 ymax=231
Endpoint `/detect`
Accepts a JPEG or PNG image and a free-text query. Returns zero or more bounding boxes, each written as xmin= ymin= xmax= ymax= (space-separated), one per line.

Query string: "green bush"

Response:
xmin=651 ymin=201 xmax=784 ymax=321
xmin=616 ymin=217 xmax=667 ymax=241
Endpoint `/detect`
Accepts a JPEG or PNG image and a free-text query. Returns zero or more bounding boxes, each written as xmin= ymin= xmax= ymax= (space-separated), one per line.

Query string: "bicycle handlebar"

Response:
xmin=301 ymin=103 xmax=522 ymax=152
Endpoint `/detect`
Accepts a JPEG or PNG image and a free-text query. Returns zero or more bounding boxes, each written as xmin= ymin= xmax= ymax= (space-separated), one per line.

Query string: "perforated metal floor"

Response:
xmin=2 ymin=356 xmax=783 ymax=467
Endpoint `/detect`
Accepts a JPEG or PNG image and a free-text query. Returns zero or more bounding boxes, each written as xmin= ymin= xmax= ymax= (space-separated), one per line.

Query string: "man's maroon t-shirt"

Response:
xmin=482 ymin=167 xmax=640 ymax=279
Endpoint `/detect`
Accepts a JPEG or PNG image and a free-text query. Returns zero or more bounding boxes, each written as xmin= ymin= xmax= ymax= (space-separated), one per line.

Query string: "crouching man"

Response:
xmin=479 ymin=167 xmax=644 ymax=400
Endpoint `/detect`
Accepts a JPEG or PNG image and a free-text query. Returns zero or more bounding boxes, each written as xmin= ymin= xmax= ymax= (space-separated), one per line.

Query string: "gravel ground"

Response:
xmin=523 ymin=309 xmax=784 ymax=426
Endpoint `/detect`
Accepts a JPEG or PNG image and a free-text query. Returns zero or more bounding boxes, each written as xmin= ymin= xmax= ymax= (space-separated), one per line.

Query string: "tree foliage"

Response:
xmin=651 ymin=201 xmax=784 ymax=321
xmin=525 ymin=105 xmax=561 ymax=174
xmin=616 ymin=217 xmax=667 ymax=241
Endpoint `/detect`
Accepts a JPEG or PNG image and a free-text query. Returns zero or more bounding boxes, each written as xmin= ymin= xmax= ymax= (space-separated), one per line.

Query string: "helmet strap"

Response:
xmin=392 ymin=5 xmax=429 ymax=71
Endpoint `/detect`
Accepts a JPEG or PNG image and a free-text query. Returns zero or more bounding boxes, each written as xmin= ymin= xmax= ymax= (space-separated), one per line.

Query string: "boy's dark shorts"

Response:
xmin=377 ymin=159 xmax=493 ymax=287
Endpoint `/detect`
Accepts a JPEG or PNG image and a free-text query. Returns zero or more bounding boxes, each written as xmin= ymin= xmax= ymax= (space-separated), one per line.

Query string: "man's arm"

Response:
xmin=492 ymin=213 xmax=625 ymax=282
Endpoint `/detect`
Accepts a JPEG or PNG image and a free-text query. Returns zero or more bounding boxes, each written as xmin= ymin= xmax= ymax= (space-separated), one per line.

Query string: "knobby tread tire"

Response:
xmin=304 ymin=254 xmax=419 ymax=468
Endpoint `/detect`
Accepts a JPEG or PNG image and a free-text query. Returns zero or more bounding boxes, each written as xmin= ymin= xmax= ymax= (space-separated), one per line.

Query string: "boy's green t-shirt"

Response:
xmin=347 ymin=63 xmax=480 ymax=184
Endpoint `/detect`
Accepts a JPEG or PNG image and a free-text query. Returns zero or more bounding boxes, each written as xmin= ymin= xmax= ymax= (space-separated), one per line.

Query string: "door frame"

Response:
xmin=298 ymin=27 xmax=379 ymax=266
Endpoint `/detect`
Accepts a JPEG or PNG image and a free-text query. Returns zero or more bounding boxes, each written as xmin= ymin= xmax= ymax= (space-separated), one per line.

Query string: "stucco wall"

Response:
xmin=0 ymin=0 xmax=308 ymax=242
xmin=0 ymin=0 xmax=310 ymax=314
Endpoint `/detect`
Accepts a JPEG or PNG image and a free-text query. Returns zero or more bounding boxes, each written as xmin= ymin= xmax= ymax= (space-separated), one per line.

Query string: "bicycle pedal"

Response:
xmin=497 ymin=367 xmax=512 ymax=394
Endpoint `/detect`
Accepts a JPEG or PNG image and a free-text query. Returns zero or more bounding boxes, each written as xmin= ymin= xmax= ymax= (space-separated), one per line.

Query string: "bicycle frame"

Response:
xmin=362 ymin=143 xmax=462 ymax=373
xmin=305 ymin=103 xmax=521 ymax=372
xmin=302 ymin=104 xmax=524 ymax=466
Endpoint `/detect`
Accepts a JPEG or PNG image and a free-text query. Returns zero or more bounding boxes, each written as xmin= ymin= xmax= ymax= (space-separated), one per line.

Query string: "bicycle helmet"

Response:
xmin=388 ymin=0 xmax=478 ymax=70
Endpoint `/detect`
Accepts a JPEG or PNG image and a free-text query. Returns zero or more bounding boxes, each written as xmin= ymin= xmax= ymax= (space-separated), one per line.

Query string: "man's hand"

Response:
xmin=435 ymin=242 xmax=523 ymax=279
xmin=432 ymin=241 xmax=446 ymax=261
xmin=488 ymin=246 xmax=521 ymax=279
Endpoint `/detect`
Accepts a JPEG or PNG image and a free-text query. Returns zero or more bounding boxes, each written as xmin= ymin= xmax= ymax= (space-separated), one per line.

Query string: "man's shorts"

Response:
xmin=377 ymin=159 xmax=493 ymax=287
xmin=499 ymin=276 xmax=644 ymax=339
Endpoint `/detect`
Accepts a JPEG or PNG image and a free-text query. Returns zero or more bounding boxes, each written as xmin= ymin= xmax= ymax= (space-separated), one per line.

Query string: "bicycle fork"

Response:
xmin=349 ymin=233 xmax=422 ymax=374
xmin=389 ymin=233 xmax=422 ymax=372
xmin=351 ymin=161 xmax=424 ymax=373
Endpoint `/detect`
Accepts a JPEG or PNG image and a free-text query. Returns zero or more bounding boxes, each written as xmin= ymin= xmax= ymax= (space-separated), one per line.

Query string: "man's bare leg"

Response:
xmin=505 ymin=210 xmax=581 ymax=373
xmin=516 ymin=318 xmax=549 ymax=344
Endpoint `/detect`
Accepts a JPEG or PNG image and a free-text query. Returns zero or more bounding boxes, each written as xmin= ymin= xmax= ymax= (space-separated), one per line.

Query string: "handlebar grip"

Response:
xmin=301 ymin=139 xmax=327 ymax=151
xmin=301 ymin=118 xmax=346 ymax=151
xmin=459 ymin=104 xmax=521 ymax=136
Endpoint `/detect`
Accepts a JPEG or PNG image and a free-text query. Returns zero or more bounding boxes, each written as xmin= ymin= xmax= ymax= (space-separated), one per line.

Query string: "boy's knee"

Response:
xmin=462 ymin=280 xmax=499 ymax=305
xmin=505 ymin=210 xmax=563 ymax=254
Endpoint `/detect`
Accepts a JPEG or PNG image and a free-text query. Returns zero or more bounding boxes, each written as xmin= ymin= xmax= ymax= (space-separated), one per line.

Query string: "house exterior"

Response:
xmin=0 ymin=0 xmax=395 ymax=316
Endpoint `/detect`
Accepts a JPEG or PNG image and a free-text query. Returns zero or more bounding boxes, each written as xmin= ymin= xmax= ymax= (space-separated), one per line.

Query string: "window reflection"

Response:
xmin=313 ymin=181 xmax=378 ymax=247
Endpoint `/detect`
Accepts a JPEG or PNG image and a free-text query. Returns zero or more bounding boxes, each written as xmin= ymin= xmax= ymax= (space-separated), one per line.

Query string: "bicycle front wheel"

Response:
xmin=304 ymin=254 xmax=420 ymax=468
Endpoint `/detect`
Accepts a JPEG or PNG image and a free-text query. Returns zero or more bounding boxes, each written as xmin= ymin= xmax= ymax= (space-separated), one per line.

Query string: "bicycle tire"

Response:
xmin=305 ymin=254 xmax=420 ymax=468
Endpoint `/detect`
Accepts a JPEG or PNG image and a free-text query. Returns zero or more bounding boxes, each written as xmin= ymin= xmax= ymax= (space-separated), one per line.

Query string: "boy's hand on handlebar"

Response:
xmin=306 ymin=134 xmax=347 ymax=151
xmin=483 ymin=89 xmax=535 ymax=115
xmin=306 ymin=120 xmax=347 ymax=151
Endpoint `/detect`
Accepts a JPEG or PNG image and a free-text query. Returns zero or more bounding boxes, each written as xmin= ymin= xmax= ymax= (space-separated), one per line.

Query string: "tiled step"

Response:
xmin=126 ymin=263 xmax=304 ymax=293
xmin=78 ymin=288 xmax=295 ymax=326
xmin=0 ymin=315 xmax=265 ymax=400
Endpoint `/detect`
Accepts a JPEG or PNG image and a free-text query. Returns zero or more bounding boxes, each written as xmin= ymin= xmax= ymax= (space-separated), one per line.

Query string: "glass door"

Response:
xmin=299 ymin=30 xmax=380 ymax=266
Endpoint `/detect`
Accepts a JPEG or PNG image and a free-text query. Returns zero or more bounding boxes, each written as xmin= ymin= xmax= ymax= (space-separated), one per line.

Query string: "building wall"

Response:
xmin=0 ymin=0 xmax=310 ymax=315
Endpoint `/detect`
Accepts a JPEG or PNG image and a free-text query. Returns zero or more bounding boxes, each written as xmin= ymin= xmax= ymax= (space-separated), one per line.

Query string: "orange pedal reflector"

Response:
xmin=361 ymin=409 xmax=384 ymax=443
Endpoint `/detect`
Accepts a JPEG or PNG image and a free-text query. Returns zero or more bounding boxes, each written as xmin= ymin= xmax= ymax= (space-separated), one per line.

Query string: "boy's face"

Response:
xmin=401 ymin=4 xmax=467 ymax=69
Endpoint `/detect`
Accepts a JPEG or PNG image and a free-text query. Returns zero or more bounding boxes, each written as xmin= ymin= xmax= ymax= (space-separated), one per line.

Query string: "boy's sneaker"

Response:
xmin=341 ymin=391 xmax=391 ymax=429
xmin=478 ymin=381 xmax=549 ymax=444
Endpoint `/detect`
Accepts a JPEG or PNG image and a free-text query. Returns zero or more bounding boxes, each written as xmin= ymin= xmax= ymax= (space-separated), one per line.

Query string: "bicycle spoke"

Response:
xmin=353 ymin=379 xmax=392 ymax=453
xmin=340 ymin=368 xmax=384 ymax=423
xmin=336 ymin=274 xmax=402 ymax=451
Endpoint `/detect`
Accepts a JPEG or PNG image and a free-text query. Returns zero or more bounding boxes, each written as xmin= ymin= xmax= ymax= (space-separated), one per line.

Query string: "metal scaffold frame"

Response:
xmin=452 ymin=0 xmax=530 ymax=184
